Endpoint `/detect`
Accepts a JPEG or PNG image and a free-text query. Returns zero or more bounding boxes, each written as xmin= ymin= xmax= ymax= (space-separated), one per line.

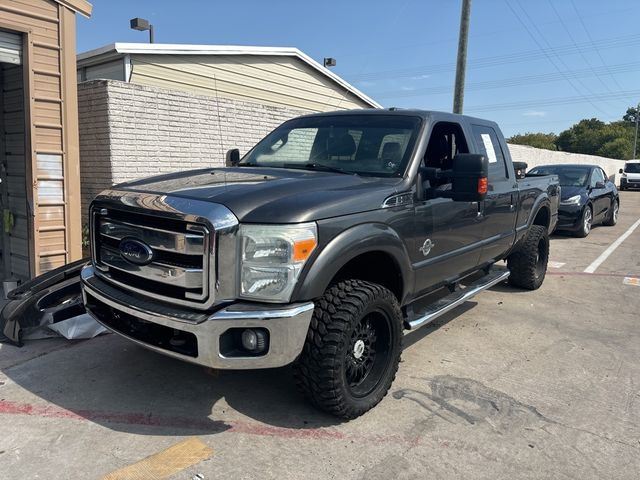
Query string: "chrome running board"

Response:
xmin=404 ymin=267 xmax=510 ymax=330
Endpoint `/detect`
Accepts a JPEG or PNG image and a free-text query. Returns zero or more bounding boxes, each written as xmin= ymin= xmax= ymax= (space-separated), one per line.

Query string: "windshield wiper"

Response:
xmin=237 ymin=162 xmax=261 ymax=167
xmin=301 ymin=163 xmax=355 ymax=175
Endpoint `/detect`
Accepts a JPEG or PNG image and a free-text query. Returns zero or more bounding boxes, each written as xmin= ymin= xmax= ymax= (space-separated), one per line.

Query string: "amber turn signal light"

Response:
xmin=293 ymin=238 xmax=317 ymax=262
xmin=477 ymin=177 xmax=488 ymax=194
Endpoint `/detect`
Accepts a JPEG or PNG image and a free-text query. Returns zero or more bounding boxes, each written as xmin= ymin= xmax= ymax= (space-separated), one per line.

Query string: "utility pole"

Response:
xmin=634 ymin=102 xmax=639 ymax=159
xmin=453 ymin=0 xmax=472 ymax=114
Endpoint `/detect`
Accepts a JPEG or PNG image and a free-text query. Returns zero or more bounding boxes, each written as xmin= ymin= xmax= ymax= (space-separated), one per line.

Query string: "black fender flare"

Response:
xmin=527 ymin=193 xmax=551 ymax=230
xmin=292 ymin=223 xmax=413 ymax=304
xmin=511 ymin=194 xmax=552 ymax=255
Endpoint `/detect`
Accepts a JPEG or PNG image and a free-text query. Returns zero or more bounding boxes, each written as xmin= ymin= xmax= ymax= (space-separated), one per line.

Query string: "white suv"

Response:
xmin=619 ymin=160 xmax=640 ymax=190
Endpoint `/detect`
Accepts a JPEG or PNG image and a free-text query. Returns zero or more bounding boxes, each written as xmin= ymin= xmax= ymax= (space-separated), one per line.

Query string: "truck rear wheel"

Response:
xmin=507 ymin=225 xmax=549 ymax=290
xmin=294 ymin=280 xmax=403 ymax=419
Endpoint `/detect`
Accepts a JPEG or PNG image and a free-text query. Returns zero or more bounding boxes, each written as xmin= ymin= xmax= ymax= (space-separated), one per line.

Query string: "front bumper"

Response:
xmin=620 ymin=178 xmax=640 ymax=189
xmin=81 ymin=266 xmax=314 ymax=369
xmin=555 ymin=204 xmax=583 ymax=231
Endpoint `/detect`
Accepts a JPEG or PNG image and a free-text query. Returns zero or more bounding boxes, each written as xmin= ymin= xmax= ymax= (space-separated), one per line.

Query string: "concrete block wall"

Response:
xmin=77 ymin=81 xmax=112 ymax=223
xmin=77 ymin=79 xmax=307 ymax=223
xmin=508 ymin=143 xmax=626 ymax=183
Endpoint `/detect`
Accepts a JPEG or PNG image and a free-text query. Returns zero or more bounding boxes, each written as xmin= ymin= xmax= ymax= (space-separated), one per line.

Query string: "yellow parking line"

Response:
xmin=102 ymin=437 xmax=213 ymax=480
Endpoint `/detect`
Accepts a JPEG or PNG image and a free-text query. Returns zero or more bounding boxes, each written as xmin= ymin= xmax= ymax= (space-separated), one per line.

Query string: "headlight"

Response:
xmin=239 ymin=223 xmax=317 ymax=302
xmin=560 ymin=195 xmax=581 ymax=205
xmin=621 ymin=173 xmax=627 ymax=178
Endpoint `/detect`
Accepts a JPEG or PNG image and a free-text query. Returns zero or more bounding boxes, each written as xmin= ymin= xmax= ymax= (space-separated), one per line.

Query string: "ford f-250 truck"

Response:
xmin=81 ymin=110 xmax=559 ymax=419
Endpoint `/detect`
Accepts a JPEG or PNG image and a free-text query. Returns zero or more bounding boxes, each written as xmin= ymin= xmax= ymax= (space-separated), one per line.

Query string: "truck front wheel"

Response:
xmin=294 ymin=280 xmax=403 ymax=419
xmin=507 ymin=225 xmax=549 ymax=290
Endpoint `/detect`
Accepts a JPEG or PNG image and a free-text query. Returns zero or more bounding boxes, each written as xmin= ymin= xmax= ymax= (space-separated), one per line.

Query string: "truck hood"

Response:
xmin=116 ymin=167 xmax=403 ymax=223
xmin=624 ymin=172 xmax=640 ymax=180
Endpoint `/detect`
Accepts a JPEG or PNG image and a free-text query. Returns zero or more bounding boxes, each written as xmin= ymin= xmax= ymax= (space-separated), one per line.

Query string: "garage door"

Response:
xmin=0 ymin=29 xmax=22 ymax=66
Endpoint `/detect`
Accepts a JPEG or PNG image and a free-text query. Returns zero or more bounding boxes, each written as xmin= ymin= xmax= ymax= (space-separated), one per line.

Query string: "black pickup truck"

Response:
xmin=81 ymin=110 xmax=559 ymax=418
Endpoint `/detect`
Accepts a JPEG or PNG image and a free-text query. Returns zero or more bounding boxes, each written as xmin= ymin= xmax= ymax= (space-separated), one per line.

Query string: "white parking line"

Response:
xmin=584 ymin=218 xmax=640 ymax=273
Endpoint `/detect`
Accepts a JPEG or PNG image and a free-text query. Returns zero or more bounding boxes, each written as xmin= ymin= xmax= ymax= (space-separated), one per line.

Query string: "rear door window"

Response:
xmin=471 ymin=125 xmax=508 ymax=181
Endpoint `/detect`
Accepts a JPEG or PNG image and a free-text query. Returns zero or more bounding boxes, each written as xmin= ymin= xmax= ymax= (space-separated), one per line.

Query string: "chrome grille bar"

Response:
xmin=100 ymin=247 xmax=204 ymax=289
xmin=99 ymin=219 xmax=204 ymax=255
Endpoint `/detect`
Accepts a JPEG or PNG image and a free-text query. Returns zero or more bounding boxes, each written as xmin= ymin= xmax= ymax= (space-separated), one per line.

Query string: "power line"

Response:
xmin=546 ymin=0 xmax=614 ymax=94
xmin=569 ymin=0 xmax=625 ymax=92
xmin=502 ymin=116 xmax=620 ymax=129
xmin=337 ymin=6 xmax=633 ymax=61
xmin=465 ymin=89 xmax=640 ymax=113
xmin=506 ymin=0 xmax=612 ymax=117
xmin=371 ymin=61 xmax=640 ymax=98
xmin=346 ymin=33 xmax=640 ymax=81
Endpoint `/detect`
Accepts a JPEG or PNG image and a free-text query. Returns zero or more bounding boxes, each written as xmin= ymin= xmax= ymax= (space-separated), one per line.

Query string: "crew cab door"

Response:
xmin=470 ymin=124 xmax=518 ymax=264
xmin=412 ymin=121 xmax=483 ymax=296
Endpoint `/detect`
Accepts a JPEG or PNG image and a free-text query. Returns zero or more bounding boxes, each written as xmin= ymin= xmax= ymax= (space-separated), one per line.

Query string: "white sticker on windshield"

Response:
xmin=481 ymin=133 xmax=498 ymax=163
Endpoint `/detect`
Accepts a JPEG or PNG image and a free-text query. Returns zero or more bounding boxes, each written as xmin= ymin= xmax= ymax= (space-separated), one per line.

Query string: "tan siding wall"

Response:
xmin=0 ymin=0 xmax=83 ymax=276
xmin=129 ymin=54 xmax=368 ymax=112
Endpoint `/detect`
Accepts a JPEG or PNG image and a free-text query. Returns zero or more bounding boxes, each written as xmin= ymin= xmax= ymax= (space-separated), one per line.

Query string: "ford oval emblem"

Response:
xmin=119 ymin=238 xmax=154 ymax=265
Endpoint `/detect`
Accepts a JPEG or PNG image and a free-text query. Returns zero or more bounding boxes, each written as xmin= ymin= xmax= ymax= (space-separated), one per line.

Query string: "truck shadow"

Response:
xmin=2 ymin=301 xmax=480 ymax=437
xmin=1 ymin=334 xmax=339 ymax=436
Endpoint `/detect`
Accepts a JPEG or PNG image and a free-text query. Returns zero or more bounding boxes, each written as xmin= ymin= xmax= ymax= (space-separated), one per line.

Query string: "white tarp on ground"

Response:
xmin=22 ymin=313 xmax=107 ymax=341
xmin=48 ymin=313 xmax=107 ymax=340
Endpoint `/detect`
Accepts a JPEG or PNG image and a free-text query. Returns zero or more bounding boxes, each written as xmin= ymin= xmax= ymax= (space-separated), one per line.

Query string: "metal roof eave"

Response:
xmin=76 ymin=43 xmax=381 ymax=108
xmin=55 ymin=0 xmax=92 ymax=17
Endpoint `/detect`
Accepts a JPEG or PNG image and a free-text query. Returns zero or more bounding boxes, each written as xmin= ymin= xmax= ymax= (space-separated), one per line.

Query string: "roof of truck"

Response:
xmin=295 ymin=108 xmax=499 ymax=125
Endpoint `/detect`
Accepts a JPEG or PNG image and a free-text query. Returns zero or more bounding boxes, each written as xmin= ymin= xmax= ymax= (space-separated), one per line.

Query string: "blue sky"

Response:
xmin=77 ymin=0 xmax=640 ymax=137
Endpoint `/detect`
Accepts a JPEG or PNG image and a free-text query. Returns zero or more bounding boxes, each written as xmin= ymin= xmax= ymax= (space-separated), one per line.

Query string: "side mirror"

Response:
xmin=594 ymin=181 xmax=605 ymax=189
xmin=513 ymin=161 xmax=528 ymax=180
xmin=619 ymin=168 xmax=623 ymax=174
xmin=449 ymin=153 xmax=489 ymax=202
xmin=225 ymin=148 xmax=240 ymax=167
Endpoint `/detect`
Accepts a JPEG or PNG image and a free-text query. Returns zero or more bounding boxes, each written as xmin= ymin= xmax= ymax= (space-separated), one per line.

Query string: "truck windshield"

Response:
xmin=624 ymin=162 xmax=640 ymax=173
xmin=529 ymin=165 xmax=590 ymax=187
xmin=240 ymin=114 xmax=422 ymax=177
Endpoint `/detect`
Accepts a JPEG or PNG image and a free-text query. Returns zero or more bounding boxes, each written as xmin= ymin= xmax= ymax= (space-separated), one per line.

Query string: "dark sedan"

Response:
xmin=528 ymin=164 xmax=619 ymax=237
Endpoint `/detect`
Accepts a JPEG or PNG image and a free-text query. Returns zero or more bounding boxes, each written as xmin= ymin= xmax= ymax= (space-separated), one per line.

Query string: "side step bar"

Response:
xmin=404 ymin=267 xmax=510 ymax=330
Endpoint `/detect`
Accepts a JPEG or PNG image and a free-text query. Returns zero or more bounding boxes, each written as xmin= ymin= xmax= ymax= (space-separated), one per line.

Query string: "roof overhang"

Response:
xmin=54 ymin=0 xmax=92 ymax=17
xmin=77 ymin=43 xmax=381 ymax=108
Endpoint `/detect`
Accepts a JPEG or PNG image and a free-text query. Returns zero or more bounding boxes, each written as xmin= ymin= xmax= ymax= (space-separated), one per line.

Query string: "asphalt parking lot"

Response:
xmin=1 ymin=192 xmax=639 ymax=480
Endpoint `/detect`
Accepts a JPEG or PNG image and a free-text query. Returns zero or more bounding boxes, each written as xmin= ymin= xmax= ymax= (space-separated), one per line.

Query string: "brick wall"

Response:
xmin=78 ymin=81 xmax=112 ymax=223
xmin=77 ymin=79 xmax=308 ymax=223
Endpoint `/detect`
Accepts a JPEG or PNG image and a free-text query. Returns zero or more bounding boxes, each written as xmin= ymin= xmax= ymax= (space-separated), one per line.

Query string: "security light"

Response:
xmin=130 ymin=17 xmax=154 ymax=43
xmin=324 ymin=57 xmax=336 ymax=68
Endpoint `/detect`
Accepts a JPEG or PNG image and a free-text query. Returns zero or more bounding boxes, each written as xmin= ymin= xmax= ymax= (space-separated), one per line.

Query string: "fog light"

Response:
xmin=241 ymin=329 xmax=267 ymax=353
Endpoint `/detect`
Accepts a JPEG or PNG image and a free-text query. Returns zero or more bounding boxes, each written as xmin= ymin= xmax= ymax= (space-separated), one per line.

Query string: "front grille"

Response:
xmin=91 ymin=207 xmax=213 ymax=309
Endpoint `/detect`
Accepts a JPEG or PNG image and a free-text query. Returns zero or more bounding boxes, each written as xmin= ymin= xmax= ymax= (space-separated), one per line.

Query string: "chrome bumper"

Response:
xmin=81 ymin=266 xmax=313 ymax=369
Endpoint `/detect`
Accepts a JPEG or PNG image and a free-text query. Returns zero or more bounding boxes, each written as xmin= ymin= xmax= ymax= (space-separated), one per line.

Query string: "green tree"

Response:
xmin=507 ymin=132 xmax=558 ymax=150
xmin=556 ymin=118 xmax=606 ymax=155
xmin=622 ymin=106 xmax=639 ymax=125
xmin=596 ymin=121 xmax=634 ymax=159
